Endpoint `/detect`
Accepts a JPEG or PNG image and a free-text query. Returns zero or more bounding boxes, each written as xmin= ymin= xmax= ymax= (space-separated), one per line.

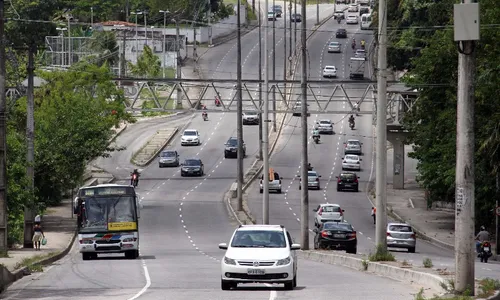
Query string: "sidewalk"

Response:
xmin=382 ymin=175 xmax=498 ymax=261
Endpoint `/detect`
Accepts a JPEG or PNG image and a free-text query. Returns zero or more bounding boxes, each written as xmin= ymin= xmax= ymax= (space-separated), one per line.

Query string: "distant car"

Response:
xmin=315 ymin=119 xmax=334 ymax=134
xmin=292 ymin=102 xmax=310 ymax=117
xmin=260 ymin=169 xmax=282 ymax=194
xmin=158 ymin=150 xmax=179 ymax=167
xmin=313 ymin=203 xmax=345 ymax=227
xmin=344 ymin=139 xmax=363 ymax=155
xmin=327 ymin=42 xmax=341 ymax=53
xmin=334 ymin=9 xmax=345 ymax=20
xmin=268 ymin=11 xmax=276 ymax=21
xmin=272 ymin=5 xmax=283 ymax=17
xmin=346 ymin=15 xmax=359 ymax=24
xmin=180 ymin=129 xmax=201 ymax=146
xmin=298 ymin=170 xmax=321 ymax=190
xmin=218 ymin=224 xmax=300 ymax=290
xmin=355 ymin=49 xmax=367 ymax=59
xmin=291 ymin=13 xmax=302 ymax=22
xmin=180 ymin=158 xmax=204 ymax=176
xmin=224 ymin=137 xmax=246 ymax=158
xmin=348 ymin=4 xmax=358 ymax=12
xmin=336 ymin=28 xmax=347 ymax=38
xmin=313 ymin=221 xmax=357 ymax=254
xmin=387 ymin=223 xmax=416 ymax=253
xmin=342 ymin=154 xmax=361 ymax=171
xmin=242 ymin=111 xmax=259 ymax=125
xmin=359 ymin=7 xmax=370 ymax=15
xmin=322 ymin=66 xmax=337 ymax=78
xmin=336 ymin=172 xmax=359 ymax=192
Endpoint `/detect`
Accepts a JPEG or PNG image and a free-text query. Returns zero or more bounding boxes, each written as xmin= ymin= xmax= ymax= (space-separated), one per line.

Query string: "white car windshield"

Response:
xmin=231 ymin=230 xmax=286 ymax=248
xmin=245 ymin=112 xmax=257 ymax=115
xmin=345 ymin=155 xmax=358 ymax=161
xmin=319 ymin=121 xmax=331 ymax=124
xmin=322 ymin=206 xmax=341 ymax=213
xmin=183 ymin=131 xmax=197 ymax=136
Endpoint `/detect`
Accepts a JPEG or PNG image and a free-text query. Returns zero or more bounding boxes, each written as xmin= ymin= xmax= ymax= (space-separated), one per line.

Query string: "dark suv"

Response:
xmin=180 ymin=158 xmax=204 ymax=177
xmin=336 ymin=172 xmax=359 ymax=192
xmin=336 ymin=28 xmax=347 ymax=38
xmin=224 ymin=137 xmax=246 ymax=158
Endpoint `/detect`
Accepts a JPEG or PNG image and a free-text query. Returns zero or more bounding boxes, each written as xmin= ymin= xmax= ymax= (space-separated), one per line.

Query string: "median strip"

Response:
xmin=131 ymin=127 xmax=179 ymax=167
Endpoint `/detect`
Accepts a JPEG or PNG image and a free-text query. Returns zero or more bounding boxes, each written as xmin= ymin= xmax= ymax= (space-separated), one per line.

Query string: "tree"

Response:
xmin=401 ymin=0 xmax=500 ymax=228
xmin=127 ymin=45 xmax=161 ymax=78
xmin=85 ymin=31 xmax=120 ymax=67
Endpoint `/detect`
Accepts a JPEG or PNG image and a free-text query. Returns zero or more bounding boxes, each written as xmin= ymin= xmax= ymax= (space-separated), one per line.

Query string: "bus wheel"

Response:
xmin=125 ymin=250 xmax=138 ymax=259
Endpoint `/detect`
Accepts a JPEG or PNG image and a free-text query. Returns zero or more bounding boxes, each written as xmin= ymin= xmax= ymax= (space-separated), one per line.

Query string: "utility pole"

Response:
xmin=262 ymin=0 xmax=270 ymax=224
xmin=288 ymin=1 xmax=292 ymax=77
xmin=453 ymin=1 xmax=479 ymax=294
xmin=236 ymin=0 xmax=244 ymax=211
xmin=120 ymin=31 xmax=127 ymax=78
xmin=160 ymin=10 xmax=167 ymax=78
xmin=258 ymin=1 xmax=263 ymax=161
xmin=283 ymin=0 xmax=287 ymax=105
xmin=374 ymin=0 xmax=388 ymax=250
xmin=300 ymin=0 xmax=309 ymax=250
xmin=175 ymin=19 xmax=182 ymax=106
xmin=68 ymin=19 xmax=72 ymax=66
xmin=125 ymin=0 xmax=130 ymax=20
xmin=496 ymin=173 xmax=499 ymax=257
xmin=316 ymin=0 xmax=319 ymax=25
xmin=208 ymin=0 xmax=213 ymax=46
xmin=272 ymin=0 xmax=276 ymax=132
xmin=294 ymin=0 xmax=297 ymax=58
xmin=193 ymin=25 xmax=198 ymax=60
xmin=0 ymin=0 xmax=9 ymax=252
xmin=23 ymin=45 xmax=35 ymax=248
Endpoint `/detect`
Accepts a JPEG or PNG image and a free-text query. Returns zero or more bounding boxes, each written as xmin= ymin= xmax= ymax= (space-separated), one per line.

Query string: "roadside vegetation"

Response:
xmin=415 ymin=278 xmax=500 ymax=299
xmin=372 ymin=0 xmax=500 ymax=229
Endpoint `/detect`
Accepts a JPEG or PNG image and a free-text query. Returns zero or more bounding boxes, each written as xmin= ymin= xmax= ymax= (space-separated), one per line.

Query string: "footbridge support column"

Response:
xmin=387 ymin=125 xmax=410 ymax=189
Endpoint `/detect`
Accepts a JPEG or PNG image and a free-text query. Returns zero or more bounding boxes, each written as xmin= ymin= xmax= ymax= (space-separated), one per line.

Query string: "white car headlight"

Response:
xmin=224 ymin=256 xmax=236 ymax=265
xmin=276 ymin=256 xmax=291 ymax=266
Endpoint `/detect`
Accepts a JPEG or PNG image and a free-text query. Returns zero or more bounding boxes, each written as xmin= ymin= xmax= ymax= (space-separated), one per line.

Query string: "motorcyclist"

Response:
xmin=130 ymin=169 xmax=140 ymax=186
xmin=215 ymin=96 xmax=221 ymax=106
xmin=307 ymin=163 xmax=313 ymax=171
xmin=337 ymin=17 xmax=341 ymax=24
xmin=348 ymin=115 xmax=355 ymax=127
xmin=475 ymin=226 xmax=490 ymax=254
xmin=361 ymin=39 xmax=366 ymax=48
xmin=312 ymin=128 xmax=320 ymax=141
xmin=351 ymin=38 xmax=356 ymax=49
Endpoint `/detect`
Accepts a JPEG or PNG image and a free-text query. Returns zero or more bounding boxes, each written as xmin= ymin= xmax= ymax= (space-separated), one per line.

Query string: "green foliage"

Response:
xmin=85 ymin=31 xmax=120 ymax=67
xmin=368 ymin=244 xmax=396 ymax=262
xmin=422 ymin=257 xmax=433 ymax=268
xmin=398 ymin=0 xmax=500 ymax=229
xmin=128 ymin=45 xmax=161 ymax=78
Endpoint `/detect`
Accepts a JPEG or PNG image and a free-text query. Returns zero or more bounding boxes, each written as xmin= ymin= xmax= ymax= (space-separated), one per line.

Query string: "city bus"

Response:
xmin=74 ymin=184 xmax=142 ymax=260
xmin=360 ymin=13 xmax=372 ymax=30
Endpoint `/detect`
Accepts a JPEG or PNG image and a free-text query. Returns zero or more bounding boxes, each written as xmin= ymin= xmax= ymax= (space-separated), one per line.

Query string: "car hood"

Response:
xmin=225 ymin=247 xmax=290 ymax=260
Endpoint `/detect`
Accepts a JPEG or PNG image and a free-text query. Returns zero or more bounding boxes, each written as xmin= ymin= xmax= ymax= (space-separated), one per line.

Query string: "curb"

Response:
xmin=486 ymin=291 xmax=500 ymax=300
xmin=133 ymin=111 xmax=189 ymax=123
xmin=297 ymin=250 xmax=448 ymax=295
xmin=108 ymin=122 xmax=128 ymax=144
xmin=131 ymin=127 xmax=179 ymax=167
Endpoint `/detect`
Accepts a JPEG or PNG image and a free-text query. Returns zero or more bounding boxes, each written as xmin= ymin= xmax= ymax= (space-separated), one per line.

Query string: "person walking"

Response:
xmin=33 ymin=223 xmax=45 ymax=250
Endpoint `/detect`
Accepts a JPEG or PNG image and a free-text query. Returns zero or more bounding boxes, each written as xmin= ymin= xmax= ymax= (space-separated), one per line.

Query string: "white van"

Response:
xmin=360 ymin=13 xmax=372 ymax=30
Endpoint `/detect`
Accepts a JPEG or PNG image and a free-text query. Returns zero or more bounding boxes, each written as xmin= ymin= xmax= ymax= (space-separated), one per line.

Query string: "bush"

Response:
xmin=368 ymin=244 xmax=396 ymax=262
xmin=422 ymin=257 xmax=433 ymax=268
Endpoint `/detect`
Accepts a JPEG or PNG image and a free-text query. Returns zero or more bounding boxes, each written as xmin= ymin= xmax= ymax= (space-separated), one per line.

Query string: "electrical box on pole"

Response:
xmin=453 ymin=3 xmax=480 ymax=41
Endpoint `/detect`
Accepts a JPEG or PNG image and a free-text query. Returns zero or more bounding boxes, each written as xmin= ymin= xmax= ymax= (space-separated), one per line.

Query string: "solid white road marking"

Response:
xmin=127 ymin=260 xmax=151 ymax=300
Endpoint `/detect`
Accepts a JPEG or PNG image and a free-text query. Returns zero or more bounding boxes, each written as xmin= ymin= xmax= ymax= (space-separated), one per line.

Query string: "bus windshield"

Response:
xmin=79 ymin=195 xmax=137 ymax=233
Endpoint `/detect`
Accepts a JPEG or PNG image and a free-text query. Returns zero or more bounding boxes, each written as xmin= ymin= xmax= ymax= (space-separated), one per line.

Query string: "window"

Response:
xmin=286 ymin=231 xmax=293 ymax=246
xmin=341 ymin=173 xmax=357 ymax=180
xmin=389 ymin=225 xmax=412 ymax=232
xmin=161 ymin=151 xmax=176 ymax=157
xmin=324 ymin=223 xmax=352 ymax=231
xmin=273 ymin=173 xmax=280 ymax=180
xmin=184 ymin=131 xmax=197 ymax=136
xmin=184 ymin=159 xmax=201 ymax=166
xmin=322 ymin=206 xmax=341 ymax=213
xmin=231 ymin=230 xmax=286 ymax=248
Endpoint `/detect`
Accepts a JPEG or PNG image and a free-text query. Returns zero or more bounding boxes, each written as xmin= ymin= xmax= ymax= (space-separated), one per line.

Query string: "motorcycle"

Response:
xmin=313 ymin=135 xmax=320 ymax=144
xmin=479 ymin=241 xmax=492 ymax=263
xmin=130 ymin=173 xmax=139 ymax=187
xmin=351 ymin=42 xmax=356 ymax=50
xmin=349 ymin=121 xmax=355 ymax=130
xmin=337 ymin=18 xmax=341 ymax=24
xmin=202 ymin=112 xmax=208 ymax=121
xmin=215 ymin=97 xmax=221 ymax=107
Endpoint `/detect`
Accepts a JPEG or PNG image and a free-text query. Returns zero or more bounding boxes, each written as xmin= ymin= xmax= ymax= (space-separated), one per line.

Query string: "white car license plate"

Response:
xmin=333 ymin=234 xmax=345 ymax=238
xmin=247 ymin=269 xmax=265 ymax=275
xmin=484 ymin=247 xmax=490 ymax=251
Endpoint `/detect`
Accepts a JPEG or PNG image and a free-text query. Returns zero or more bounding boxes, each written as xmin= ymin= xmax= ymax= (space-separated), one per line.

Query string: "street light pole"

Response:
xmin=272 ymin=0 xmax=276 ymax=132
xmin=91 ymin=7 xmax=94 ymax=29
xmin=68 ymin=18 xmax=72 ymax=66
xmin=144 ymin=12 xmax=148 ymax=46
xmin=236 ymin=0 xmax=244 ymax=211
xmin=258 ymin=1 xmax=263 ymax=161
xmin=174 ymin=19 xmax=182 ymax=106
xmin=159 ymin=10 xmax=169 ymax=78
xmin=294 ymin=0 xmax=297 ymax=58
xmin=131 ymin=12 xmax=142 ymax=63
xmin=263 ymin=0 xmax=270 ymax=224
xmin=288 ymin=1 xmax=292 ymax=77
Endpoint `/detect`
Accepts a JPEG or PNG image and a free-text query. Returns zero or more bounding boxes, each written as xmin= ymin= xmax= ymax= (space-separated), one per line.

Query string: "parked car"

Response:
xmin=386 ymin=223 xmax=416 ymax=253
xmin=158 ymin=150 xmax=179 ymax=167
xmin=336 ymin=172 xmax=359 ymax=192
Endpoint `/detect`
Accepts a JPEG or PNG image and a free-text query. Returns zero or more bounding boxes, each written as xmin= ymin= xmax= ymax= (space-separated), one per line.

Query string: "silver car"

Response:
xmin=242 ymin=111 xmax=260 ymax=125
xmin=386 ymin=223 xmax=416 ymax=253
xmin=298 ymin=171 xmax=321 ymax=190
xmin=327 ymin=42 xmax=341 ymax=53
xmin=342 ymin=154 xmax=361 ymax=171
xmin=158 ymin=150 xmax=179 ymax=167
xmin=313 ymin=204 xmax=345 ymax=227
xmin=355 ymin=49 xmax=366 ymax=59
xmin=315 ymin=119 xmax=334 ymax=134
xmin=344 ymin=139 xmax=362 ymax=155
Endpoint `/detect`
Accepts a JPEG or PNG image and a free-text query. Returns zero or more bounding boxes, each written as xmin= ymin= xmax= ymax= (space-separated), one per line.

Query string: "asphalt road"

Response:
xmin=1 ymin=3 xmax=421 ymax=300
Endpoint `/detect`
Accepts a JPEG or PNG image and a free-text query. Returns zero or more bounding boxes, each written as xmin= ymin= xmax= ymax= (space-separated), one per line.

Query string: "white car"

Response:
xmin=355 ymin=49 xmax=367 ymax=59
xmin=180 ymin=129 xmax=201 ymax=146
xmin=315 ymin=119 xmax=334 ymax=134
xmin=348 ymin=4 xmax=358 ymax=12
xmin=267 ymin=11 xmax=276 ymax=21
xmin=322 ymin=66 xmax=337 ymax=78
xmin=313 ymin=204 xmax=345 ymax=227
xmin=342 ymin=154 xmax=362 ymax=171
xmin=242 ymin=111 xmax=260 ymax=125
xmin=260 ymin=169 xmax=282 ymax=194
xmin=346 ymin=15 xmax=358 ymax=24
xmin=219 ymin=225 xmax=300 ymax=290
